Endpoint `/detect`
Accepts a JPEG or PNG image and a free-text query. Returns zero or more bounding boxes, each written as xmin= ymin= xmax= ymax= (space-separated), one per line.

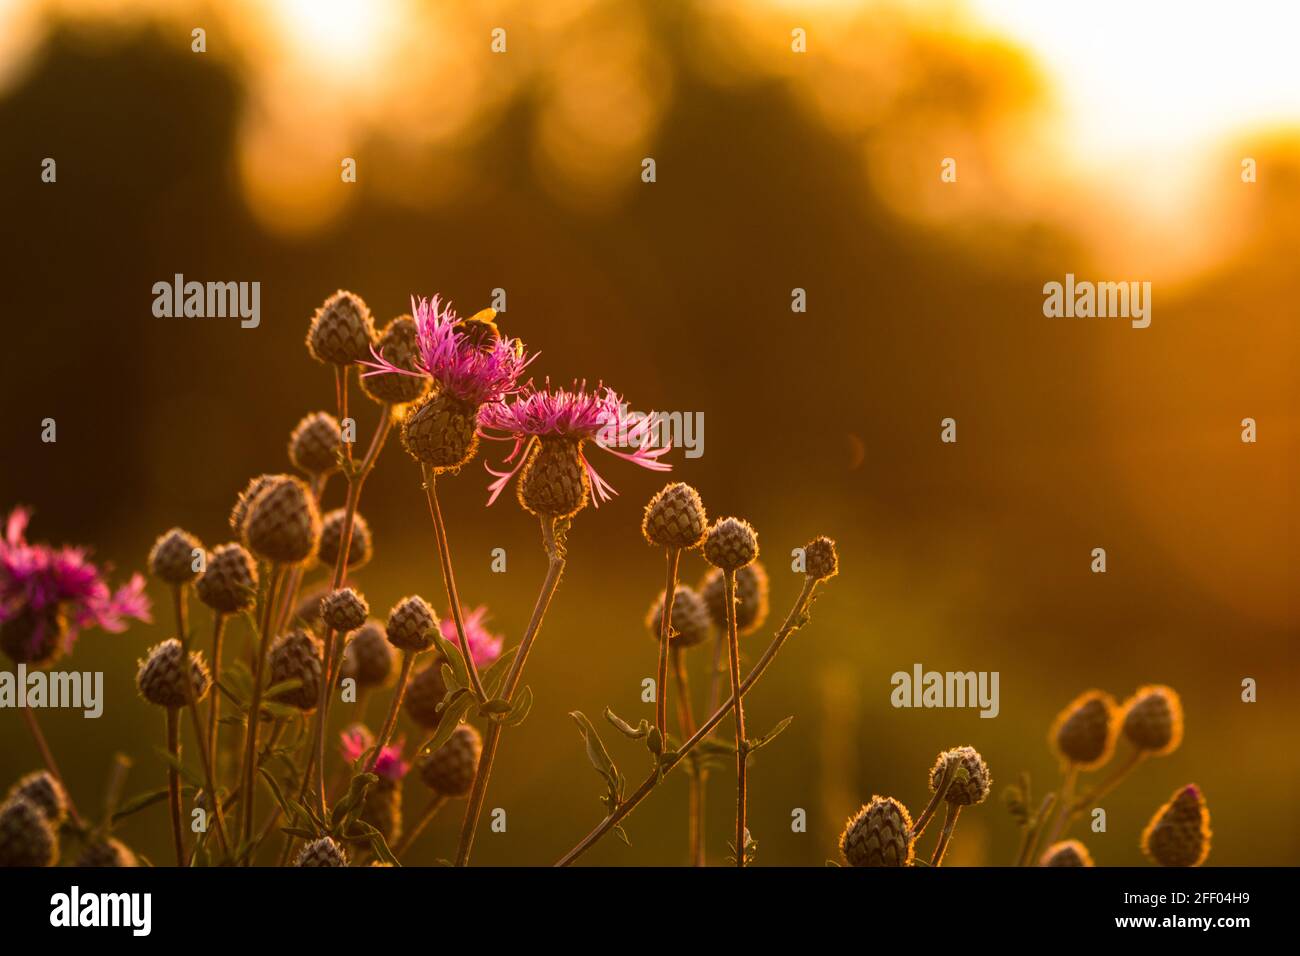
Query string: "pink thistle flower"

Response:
xmin=361 ymin=295 xmax=532 ymax=407
xmin=340 ymin=727 xmax=409 ymax=783
xmin=478 ymin=380 xmax=671 ymax=507
xmin=0 ymin=507 xmax=152 ymax=662
xmin=439 ymin=605 xmax=502 ymax=667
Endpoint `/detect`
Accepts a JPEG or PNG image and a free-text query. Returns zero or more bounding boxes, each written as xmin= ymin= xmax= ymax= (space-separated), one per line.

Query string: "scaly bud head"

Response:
xmin=148 ymin=528 xmax=202 ymax=584
xmin=839 ymin=796 xmax=914 ymax=867
xmin=642 ymin=483 xmax=708 ymax=549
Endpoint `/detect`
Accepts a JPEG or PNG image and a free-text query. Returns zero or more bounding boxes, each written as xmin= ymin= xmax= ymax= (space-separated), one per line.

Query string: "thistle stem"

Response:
xmin=238 ymin=563 xmax=286 ymax=852
xmin=165 ymin=707 xmax=186 ymax=867
xmin=394 ymin=794 xmax=449 ymax=857
xmin=1070 ymin=750 xmax=1147 ymax=814
xmin=911 ymin=755 xmax=957 ymax=840
xmin=367 ymin=651 xmax=417 ymax=772
xmin=172 ymin=584 xmax=229 ymax=855
xmin=274 ymin=473 xmax=329 ymax=635
xmin=654 ymin=548 xmax=681 ymax=740
xmin=455 ymin=515 xmax=566 ymax=867
xmin=929 ymin=802 xmax=962 ymax=866
xmin=555 ymin=578 xmax=820 ymax=867
xmin=1037 ymin=765 xmax=1080 ymax=858
xmin=670 ymin=646 xmax=702 ymax=866
xmin=722 ymin=571 xmax=748 ymax=866
xmin=206 ymin=613 xmax=226 ymax=784
xmin=1014 ymin=793 xmax=1057 ymax=866
xmin=423 ymin=465 xmax=488 ymax=703
xmin=18 ymin=707 xmax=84 ymax=828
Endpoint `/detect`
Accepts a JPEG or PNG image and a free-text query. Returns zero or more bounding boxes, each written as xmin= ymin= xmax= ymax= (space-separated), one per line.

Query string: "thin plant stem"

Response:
xmin=654 ymin=548 xmax=681 ymax=740
xmin=101 ymin=752 xmax=132 ymax=828
xmin=455 ymin=515 xmax=566 ymax=867
xmin=18 ymin=708 xmax=84 ymax=828
xmin=239 ymin=563 xmax=286 ymax=851
xmin=556 ymin=577 xmax=820 ymax=867
xmin=722 ymin=571 xmax=748 ymax=866
xmin=670 ymin=645 xmax=702 ymax=866
xmin=367 ymin=651 xmax=417 ymax=771
xmin=172 ymin=583 xmax=229 ymax=855
xmin=1070 ymin=750 xmax=1147 ymax=814
xmin=929 ymin=802 xmax=962 ymax=866
xmin=165 ymin=707 xmax=186 ymax=867
xmin=394 ymin=794 xmax=449 ymax=857
xmin=423 ymin=465 xmax=488 ymax=703
xmin=206 ymin=614 xmax=226 ymax=788
xmin=275 ymin=473 xmax=329 ymax=635
xmin=1015 ymin=793 xmax=1057 ymax=866
xmin=911 ymin=756 xmax=957 ymax=840
xmin=1039 ymin=764 xmax=1080 ymax=852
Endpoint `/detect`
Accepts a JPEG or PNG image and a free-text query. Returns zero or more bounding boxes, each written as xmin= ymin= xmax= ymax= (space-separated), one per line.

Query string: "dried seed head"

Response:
xmin=1121 ymin=685 xmax=1184 ymax=756
xmin=519 ymin=438 xmax=589 ymax=519
xmin=339 ymin=622 xmax=395 ymax=689
xmin=1040 ymin=839 xmax=1094 ymax=867
xmin=306 ymin=290 xmax=376 ymax=365
xmin=321 ymin=588 xmax=369 ymax=634
xmin=318 ymin=509 xmax=373 ymax=572
xmin=289 ymin=412 xmax=343 ymax=477
xmin=230 ymin=474 xmax=289 ymax=534
xmin=418 ymin=725 xmax=482 ymax=797
xmin=646 ymin=586 xmax=711 ymax=649
xmin=929 ymin=746 xmax=992 ymax=805
xmin=642 ymin=483 xmax=708 ymax=549
xmin=703 ymin=517 xmax=759 ymax=572
xmin=361 ymin=316 xmax=430 ymax=405
xmin=76 ymin=837 xmax=138 ymax=867
xmin=136 ymin=639 xmax=211 ymax=708
xmin=701 ymin=563 xmax=770 ymax=635
xmin=0 ymin=603 xmax=67 ymax=667
xmin=6 ymin=771 xmax=67 ymax=827
xmin=148 ymin=528 xmax=202 ymax=584
xmin=401 ymin=392 xmax=480 ymax=471
xmin=386 ymin=595 xmax=438 ymax=652
xmin=1051 ymin=690 xmax=1119 ymax=769
xmin=404 ymin=661 xmax=449 ymax=728
xmin=195 ymin=543 xmax=258 ymax=614
xmin=293 ymin=836 xmax=348 ymax=867
xmin=803 ymin=536 xmax=839 ymax=582
xmin=0 ymin=797 xmax=58 ymax=867
xmin=1141 ymin=784 xmax=1211 ymax=867
xmin=839 ymin=796 xmax=914 ymax=867
xmin=268 ymin=629 xmax=324 ymax=711
xmin=361 ymin=777 xmax=403 ymax=845
xmin=244 ymin=475 xmax=321 ymax=566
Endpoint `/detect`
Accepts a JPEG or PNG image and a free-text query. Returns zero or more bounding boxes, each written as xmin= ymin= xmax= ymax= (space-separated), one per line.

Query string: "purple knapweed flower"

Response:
xmin=478 ymin=380 xmax=671 ymax=507
xmin=0 ymin=507 xmax=151 ymax=664
xmin=361 ymin=295 xmax=532 ymax=406
xmin=440 ymin=606 xmax=502 ymax=667
xmin=341 ymin=727 xmax=409 ymax=783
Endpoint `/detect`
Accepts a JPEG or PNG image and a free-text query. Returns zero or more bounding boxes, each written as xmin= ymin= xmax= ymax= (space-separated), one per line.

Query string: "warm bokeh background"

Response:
xmin=0 ymin=0 xmax=1296 ymax=866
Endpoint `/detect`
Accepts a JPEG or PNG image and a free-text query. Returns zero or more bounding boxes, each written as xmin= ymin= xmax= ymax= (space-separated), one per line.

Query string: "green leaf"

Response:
xmin=264 ymin=678 xmax=304 ymax=701
xmin=281 ymin=826 xmax=317 ymax=841
xmin=569 ymin=710 xmax=623 ymax=810
xmin=746 ymin=716 xmax=794 ymax=753
xmin=501 ymin=686 xmax=533 ymax=727
xmin=331 ymin=772 xmax=377 ymax=830
xmin=433 ymin=635 xmax=469 ymax=689
xmin=479 ymin=698 xmax=513 ymax=715
xmin=478 ymin=646 xmax=519 ymax=698
xmin=604 ymin=707 xmax=650 ymax=740
xmin=153 ymin=748 xmax=204 ymax=789
xmin=111 ymin=788 xmax=174 ymax=823
xmin=257 ymin=768 xmax=294 ymax=821
xmin=417 ymin=694 xmax=476 ymax=755
xmin=614 ymin=825 xmax=631 ymax=847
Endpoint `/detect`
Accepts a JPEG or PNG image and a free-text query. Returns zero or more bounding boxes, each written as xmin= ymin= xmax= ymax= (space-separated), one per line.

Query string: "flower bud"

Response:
xmin=839 ymin=796 xmax=914 ymax=867
xmin=267 ymin=629 xmax=324 ymax=711
xmin=339 ymin=622 xmax=394 ymax=689
xmin=518 ymin=438 xmax=589 ymax=518
xmin=76 ymin=837 xmax=138 ymax=867
xmin=293 ymin=836 xmax=348 ymax=867
xmin=803 ymin=536 xmax=838 ymax=582
xmin=195 ymin=543 xmax=258 ymax=614
xmin=0 ymin=796 xmax=57 ymax=867
xmin=361 ymin=316 xmax=430 ymax=405
xmin=318 ymin=509 xmax=372 ymax=571
xmin=1121 ymin=685 xmax=1183 ymax=756
xmin=642 ymin=483 xmax=708 ymax=549
xmin=701 ymin=563 xmax=769 ymax=635
xmin=703 ymin=517 xmax=759 ymax=572
xmin=230 ymin=474 xmax=289 ymax=534
xmin=1141 ymin=784 xmax=1211 ymax=867
xmin=646 ymin=586 xmax=711 ymax=649
xmin=929 ymin=746 xmax=992 ymax=806
xmin=386 ymin=595 xmax=438 ymax=652
xmin=404 ymin=662 xmax=448 ymax=728
xmin=0 ymin=603 xmax=67 ymax=666
xmin=148 ymin=528 xmax=202 ymax=584
xmin=1050 ymin=690 xmax=1119 ymax=769
xmin=321 ymin=588 xmax=369 ymax=634
xmin=1040 ymin=839 xmax=1094 ymax=867
xmin=306 ymin=290 xmax=376 ymax=365
xmin=136 ymin=639 xmax=211 ymax=709
xmin=244 ymin=475 xmax=321 ymax=566
xmin=417 ymin=725 xmax=482 ymax=797
xmin=5 ymin=771 xmax=67 ymax=826
xmin=401 ymin=393 xmax=480 ymax=471
xmin=288 ymin=412 xmax=343 ymax=477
